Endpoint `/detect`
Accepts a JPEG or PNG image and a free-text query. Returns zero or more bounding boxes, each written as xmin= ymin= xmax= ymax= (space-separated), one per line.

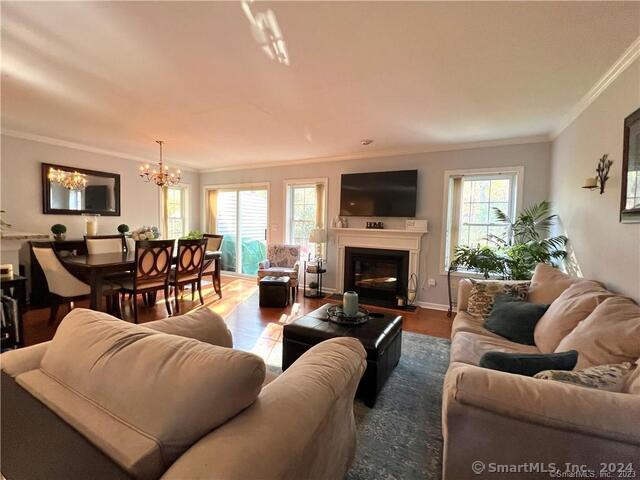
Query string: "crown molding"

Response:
xmin=0 ymin=129 xmax=197 ymax=172
xmin=199 ymin=134 xmax=550 ymax=173
xmin=551 ymin=35 xmax=640 ymax=139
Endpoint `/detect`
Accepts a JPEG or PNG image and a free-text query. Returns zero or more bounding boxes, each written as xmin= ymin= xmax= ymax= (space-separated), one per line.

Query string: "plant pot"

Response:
xmin=53 ymin=234 xmax=66 ymax=241
xmin=309 ymin=288 xmax=318 ymax=296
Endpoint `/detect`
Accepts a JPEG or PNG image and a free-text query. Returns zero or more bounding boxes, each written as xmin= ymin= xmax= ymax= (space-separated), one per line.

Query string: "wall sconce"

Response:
xmin=582 ymin=154 xmax=613 ymax=194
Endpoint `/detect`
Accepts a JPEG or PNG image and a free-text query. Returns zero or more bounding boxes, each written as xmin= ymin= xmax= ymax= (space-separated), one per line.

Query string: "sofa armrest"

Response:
xmin=456 ymin=279 xmax=473 ymax=312
xmin=0 ymin=341 xmax=50 ymax=377
xmin=445 ymin=364 xmax=640 ymax=444
xmin=144 ymin=307 xmax=232 ymax=348
xmin=161 ymin=337 xmax=367 ymax=480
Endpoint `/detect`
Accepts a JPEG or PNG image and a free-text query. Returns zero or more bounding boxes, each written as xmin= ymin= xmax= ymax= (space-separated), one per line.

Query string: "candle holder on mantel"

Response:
xmin=582 ymin=154 xmax=613 ymax=194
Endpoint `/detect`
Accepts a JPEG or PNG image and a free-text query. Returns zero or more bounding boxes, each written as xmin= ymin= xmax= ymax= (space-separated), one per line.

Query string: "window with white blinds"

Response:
xmin=165 ymin=186 xmax=189 ymax=239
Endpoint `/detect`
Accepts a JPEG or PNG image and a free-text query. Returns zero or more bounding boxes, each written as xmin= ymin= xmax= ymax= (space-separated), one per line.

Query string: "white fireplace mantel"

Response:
xmin=331 ymin=227 xmax=428 ymax=294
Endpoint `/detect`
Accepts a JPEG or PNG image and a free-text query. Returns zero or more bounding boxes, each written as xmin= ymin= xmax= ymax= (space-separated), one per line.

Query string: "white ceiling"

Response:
xmin=2 ymin=1 xmax=639 ymax=170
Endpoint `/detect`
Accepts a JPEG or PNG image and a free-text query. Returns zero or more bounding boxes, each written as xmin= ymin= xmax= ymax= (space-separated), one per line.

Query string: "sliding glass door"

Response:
xmin=210 ymin=186 xmax=268 ymax=275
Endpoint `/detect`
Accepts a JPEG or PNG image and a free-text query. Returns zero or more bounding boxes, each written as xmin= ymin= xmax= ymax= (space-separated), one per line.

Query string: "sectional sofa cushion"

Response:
xmin=466 ymin=280 xmax=530 ymax=317
xmin=33 ymin=308 xmax=266 ymax=476
xmin=624 ymin=360 xmax=640 ymax=394
xmin=479 ymin=350 xmax=578 ymax=376
xmin=534 ymin=280 xmax=614 ymax=353
xmin=527 ymin=263 xmax=578 ymax=304
xmin=450 ymin=331 xmax=541 ymax=365
xmin=484 ymin=294 xmax=549 ymax=345
xmin=555 ymin=296 xmax=640 ymax=368
xmin=535 ymin=362 xmax=635 ymax=392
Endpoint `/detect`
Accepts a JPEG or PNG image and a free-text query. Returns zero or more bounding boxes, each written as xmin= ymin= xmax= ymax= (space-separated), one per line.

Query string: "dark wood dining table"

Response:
xmin=62 ymin=250 xmax=222 ymax=312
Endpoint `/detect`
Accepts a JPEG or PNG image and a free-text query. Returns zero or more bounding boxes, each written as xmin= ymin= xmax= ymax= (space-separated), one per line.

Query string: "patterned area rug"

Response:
xmin=347 ymin=332 xmax=450 ymax=480
xmin=266 ymin=332 xmax=450 ymax=480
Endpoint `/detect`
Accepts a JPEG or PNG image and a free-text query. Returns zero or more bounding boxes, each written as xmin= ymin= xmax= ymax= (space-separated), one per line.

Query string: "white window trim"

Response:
xmin=200 ymin=182 xmax=271 ymax=279
xmin=439 ymin=166 xmax=524 ymax=276
xmin=159 ymin=183 xmax=191 ymax=239
xmin=283 ymin=177 xmax=328 ymax=247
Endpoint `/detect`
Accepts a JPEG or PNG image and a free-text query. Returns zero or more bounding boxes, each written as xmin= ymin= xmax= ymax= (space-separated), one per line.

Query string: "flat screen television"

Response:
xmin=340 ymin=170 xmax=417 ymax=217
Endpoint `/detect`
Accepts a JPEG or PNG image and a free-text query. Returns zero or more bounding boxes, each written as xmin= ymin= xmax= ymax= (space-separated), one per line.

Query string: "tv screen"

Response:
xmin=340 ymin=170 xmax=417 ymax=217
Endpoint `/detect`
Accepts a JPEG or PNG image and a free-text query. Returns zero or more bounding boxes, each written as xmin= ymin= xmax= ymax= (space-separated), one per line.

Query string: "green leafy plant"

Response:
xmin=117 ymin=224 xmax=130 ymax=234
xmin=451 ymin=201 xmax=568 ymax=280
xmin=451 ymin=245 xmax=506 ymax=279
xmin=50 ymin=224 xmax=67 ymax=235
xmin=0 ymin=210 xmax=11 ymax=232
xmin=181 ymin=230 xmax=204 ymax=240
xmin=309 ymin=281 xmax=319 ymax=290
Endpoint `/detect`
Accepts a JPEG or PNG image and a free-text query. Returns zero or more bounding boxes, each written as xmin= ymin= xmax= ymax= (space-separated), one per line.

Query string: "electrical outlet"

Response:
xmin=428 ymin=278 xmax=437 ymax=287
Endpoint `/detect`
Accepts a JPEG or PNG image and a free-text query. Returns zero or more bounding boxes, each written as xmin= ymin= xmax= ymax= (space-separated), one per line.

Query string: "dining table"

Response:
xmin=62 ymin=250 xmax=222 ymax=312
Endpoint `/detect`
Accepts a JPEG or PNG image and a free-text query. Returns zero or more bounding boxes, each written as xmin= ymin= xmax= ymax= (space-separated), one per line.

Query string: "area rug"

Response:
xmin=266 ymin=331 xmax=450 ymax=480
xmin=347 ymin=332 xmax=450 ymax=480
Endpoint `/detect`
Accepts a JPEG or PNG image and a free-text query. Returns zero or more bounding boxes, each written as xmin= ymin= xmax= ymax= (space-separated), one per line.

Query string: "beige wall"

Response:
xmin=550 ymin=58 xmax=640 ymax=301
xmin=200 ymin=141 xmax=551 ymax=306
xmin=0 ymin=135 xmax=200 ymax=238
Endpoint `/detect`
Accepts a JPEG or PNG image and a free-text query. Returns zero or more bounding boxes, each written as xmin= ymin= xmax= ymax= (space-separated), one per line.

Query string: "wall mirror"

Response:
xmin=42 ymin=163 xmax=121 ymax=216
xmin=621 ymin=107 xmax=640 ymax=223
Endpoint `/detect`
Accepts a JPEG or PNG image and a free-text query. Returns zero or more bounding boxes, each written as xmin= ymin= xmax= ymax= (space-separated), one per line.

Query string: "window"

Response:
xmin=165 ymin=186 xmax=188 ymax=239
xmin=285 ymin=179 xmax=327 ymax=259
xmin=443 ymin=169 xmax=521 ymax=270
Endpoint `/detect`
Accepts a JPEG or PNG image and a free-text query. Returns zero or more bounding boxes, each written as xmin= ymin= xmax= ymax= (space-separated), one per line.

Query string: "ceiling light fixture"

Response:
xmin=139 ymin=140 xmax=181 ymax=188
xmin=360 ymin=139 xmax=374 ymax=146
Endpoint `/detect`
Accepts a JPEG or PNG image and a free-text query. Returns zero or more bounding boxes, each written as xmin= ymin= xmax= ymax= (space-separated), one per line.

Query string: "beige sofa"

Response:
xmin=442 ymin=265 xmax=640 ymax=480
xmin=1 ymin=307 xmax=367 ymax=480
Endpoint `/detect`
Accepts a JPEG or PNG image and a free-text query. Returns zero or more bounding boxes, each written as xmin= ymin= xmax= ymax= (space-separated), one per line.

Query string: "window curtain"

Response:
xmin=161 ymin=186 xmax=169 ymax=240
xmin=207 ymin=190 xmax=218 ymax=233
xmin=448 ymin=176 xmax=463 ymax=265
xmin=315 ymin=182 xmax=325 ymax=229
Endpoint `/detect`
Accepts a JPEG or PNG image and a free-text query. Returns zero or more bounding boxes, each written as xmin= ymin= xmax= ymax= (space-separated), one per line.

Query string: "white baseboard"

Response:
xmin=415 ymin=301 xmax=454 ymax=312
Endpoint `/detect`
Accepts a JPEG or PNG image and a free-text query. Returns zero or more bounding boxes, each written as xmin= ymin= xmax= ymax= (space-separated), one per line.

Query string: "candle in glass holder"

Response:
xmin=343 ymin=291 xmax=359 ymax=317
xmin=84 ymin=214 xmax=99 ymax=236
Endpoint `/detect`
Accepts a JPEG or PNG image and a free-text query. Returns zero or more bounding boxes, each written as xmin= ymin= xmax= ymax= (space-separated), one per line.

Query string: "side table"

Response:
xmin=303 ymin=260 xmax=327 ymax=299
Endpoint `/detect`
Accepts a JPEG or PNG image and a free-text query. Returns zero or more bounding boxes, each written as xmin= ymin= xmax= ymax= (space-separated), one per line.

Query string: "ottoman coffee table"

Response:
xmin=282 ymin=303 xmax=402 ymax=407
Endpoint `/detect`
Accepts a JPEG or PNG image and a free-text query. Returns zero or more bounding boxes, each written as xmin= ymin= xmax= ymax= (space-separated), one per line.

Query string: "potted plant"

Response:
xmin=51 ymin=224 xmax=67 ymax=241
xmin=117 ymin=224 xmax=130 ymax=234
xmin=308 ymin=281 xmax=319 ymax=296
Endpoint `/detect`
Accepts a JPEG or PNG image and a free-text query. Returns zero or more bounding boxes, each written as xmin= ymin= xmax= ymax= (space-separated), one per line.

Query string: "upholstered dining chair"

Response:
xmin=169 ymin=238 xmax=208 ymax=314
xmin=112 ymin=240 xmax=175 ymax=322
xmin=31 ymin=242 xmax=120 ymax=324
xmin=85 ymin=235 xmax=127 ymax=255
xmin=257 ymin=244 xmax=301 ymax=299
xmin=202 ymin=233 xmax=224 ymax=298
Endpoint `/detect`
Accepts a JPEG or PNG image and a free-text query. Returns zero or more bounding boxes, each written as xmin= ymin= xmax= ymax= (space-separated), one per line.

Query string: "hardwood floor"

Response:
xmin=21 ymin=276 xmax=453 ymax=366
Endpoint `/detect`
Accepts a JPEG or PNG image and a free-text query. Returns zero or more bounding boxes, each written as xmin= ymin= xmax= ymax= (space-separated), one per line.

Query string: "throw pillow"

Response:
xmin=555 ymin=296 xmax=640 ymax=369
xmin=479 ymin=350 xmax=578 ymax=376
xmin=534 ymin=280 xmax=614 ymax=353
xmin=527 ymin=263 xmax=578 ymax=304
xmin=535 ymin=362 xmax=636 ymax=392
xmin=467 ymin=279 xmax=530 ymax=317
xmin=484 ymin=294 xmax=549 ymax=345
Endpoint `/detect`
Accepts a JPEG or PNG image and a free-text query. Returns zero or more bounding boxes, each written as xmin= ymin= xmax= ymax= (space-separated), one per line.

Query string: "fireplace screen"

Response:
xmin=344 ymin=247 xmax=409 ymax=306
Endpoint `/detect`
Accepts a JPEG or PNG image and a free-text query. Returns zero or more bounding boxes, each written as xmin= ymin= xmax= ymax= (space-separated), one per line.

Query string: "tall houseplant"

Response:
xmin=451 ymin=201 xmax=568 ymax=280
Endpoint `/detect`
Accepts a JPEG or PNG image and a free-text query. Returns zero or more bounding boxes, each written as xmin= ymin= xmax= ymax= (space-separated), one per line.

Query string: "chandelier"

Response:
xmin=48 ymin=168 xmax=87 ymax=191
xmin=139 ymin=140 xmax=181 ymax=187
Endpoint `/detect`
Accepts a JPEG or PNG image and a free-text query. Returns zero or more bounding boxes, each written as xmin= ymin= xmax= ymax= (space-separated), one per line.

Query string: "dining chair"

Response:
xmin=31 ymin=242 xmax=120 ymax=324
xmin=113 ymin=240 xmax=175 ymax=323
xmin=202 ymin=233 xmax=224 ymax=298
xmin=84 ymin=234 xmax=127 ymax=255
xmin=169 ymin=238 xmax=208 ymax=314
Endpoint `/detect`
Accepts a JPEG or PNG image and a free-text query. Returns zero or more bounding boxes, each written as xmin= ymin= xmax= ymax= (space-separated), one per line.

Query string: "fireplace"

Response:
xmin=344 ymin=247 xmax=409 ymax=307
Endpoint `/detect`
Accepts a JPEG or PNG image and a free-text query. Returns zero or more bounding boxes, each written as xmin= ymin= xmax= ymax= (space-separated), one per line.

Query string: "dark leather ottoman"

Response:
xmin=259 ymin=276 xmax=290 ymax=307
xmin=282 ymin=304 xmax=402 ymax=407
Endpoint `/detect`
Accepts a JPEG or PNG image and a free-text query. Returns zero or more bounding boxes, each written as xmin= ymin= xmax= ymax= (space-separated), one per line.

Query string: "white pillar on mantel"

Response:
xmin=332 ymin=227 xmax=428 ymax=294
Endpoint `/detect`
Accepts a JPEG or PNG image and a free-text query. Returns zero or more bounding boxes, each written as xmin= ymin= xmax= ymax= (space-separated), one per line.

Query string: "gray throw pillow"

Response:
xmin=484 ymin=293 xmax=549 ymax=345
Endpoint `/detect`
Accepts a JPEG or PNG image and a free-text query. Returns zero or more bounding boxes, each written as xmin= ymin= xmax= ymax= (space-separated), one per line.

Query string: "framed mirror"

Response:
xmin=621 ymin=108 xmax=640 ymax=223
xmin=42 ymin=163 xmax=121 ymax=216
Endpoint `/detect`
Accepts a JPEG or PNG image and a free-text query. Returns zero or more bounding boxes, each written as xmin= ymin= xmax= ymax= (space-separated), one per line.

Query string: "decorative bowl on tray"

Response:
xmin=326 ymin=304 xmax=369 ymax=325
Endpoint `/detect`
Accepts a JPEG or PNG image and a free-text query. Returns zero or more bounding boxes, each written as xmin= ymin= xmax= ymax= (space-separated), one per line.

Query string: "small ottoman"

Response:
xmin=259 ymin=276 xmax=290 ymax=308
